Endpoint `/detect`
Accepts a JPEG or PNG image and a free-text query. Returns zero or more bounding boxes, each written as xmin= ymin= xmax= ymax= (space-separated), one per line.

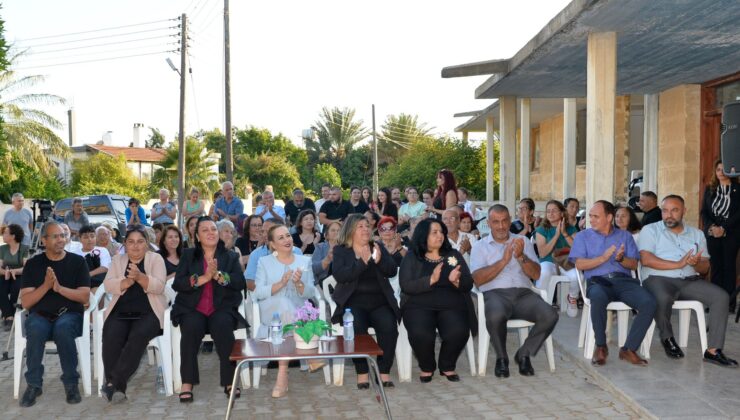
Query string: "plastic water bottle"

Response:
xmin=155 ymin=366 xmax=165 ymax=395
xmin=343 ymin=308 xmax=354 ymax=341
xmin=270 ymin=312 xmax=283 ymax=345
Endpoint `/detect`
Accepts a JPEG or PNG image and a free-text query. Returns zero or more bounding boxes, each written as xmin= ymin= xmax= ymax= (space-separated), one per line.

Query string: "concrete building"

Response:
xmin=443 ymin=0 xmax=740 ymax=225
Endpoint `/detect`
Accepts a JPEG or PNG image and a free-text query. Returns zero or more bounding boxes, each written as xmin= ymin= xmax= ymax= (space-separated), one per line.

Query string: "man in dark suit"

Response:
xmin=639 ymin=191 xmax=661 ymax=226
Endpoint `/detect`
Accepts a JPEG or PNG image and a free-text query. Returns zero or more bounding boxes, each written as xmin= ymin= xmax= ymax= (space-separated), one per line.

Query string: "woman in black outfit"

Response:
xmin=158 ymin=225 xmax=183 ymax=280
xmin=399 ymin=218 xmax=475 ymax=383
xmin=331 ymin=214 xmax=399 ymax=389
xmin=701 ymin=159 xmax=740 ymax=312
xmin=431 ymin=169 xmax=458 ymax=220
xmin=171 ymin=216 xmax=246 ymax=402
xmin=235 ymin=214 xmax=263 ymax=268
xmin=376 ymin=187 xmax=398 ymax=220
xmin=291 ymin=209 xmax=322 ymax=255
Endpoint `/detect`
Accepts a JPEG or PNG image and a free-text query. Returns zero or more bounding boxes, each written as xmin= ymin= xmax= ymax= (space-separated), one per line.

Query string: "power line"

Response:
xmin=14 ymin=50 xmax=177 ymax=70
xmin=17 ymin=25 xmax=178 ymax=48
xmin=19 ymin=42 xmax=178 ymax=63
xmin=24 ymin=34 xmax=178 ymax=55
xmin=13 ymin=18 xmax=175 ymax=42
xmin=188 ymin=56 xmax=202 ymax=130
xmin=191 ymin=0 xmax=218 ymax=22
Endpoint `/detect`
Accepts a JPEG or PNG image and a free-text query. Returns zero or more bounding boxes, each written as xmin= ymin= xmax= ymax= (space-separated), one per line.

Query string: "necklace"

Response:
xmin=424 ymin=254 xmax=443 ymax=264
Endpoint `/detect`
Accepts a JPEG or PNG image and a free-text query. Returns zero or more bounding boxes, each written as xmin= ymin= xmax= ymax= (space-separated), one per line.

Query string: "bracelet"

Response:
xmin=218 ymin=272 xmax=231 ymax=286
xmin=189 ymin=274 xmax=200 ymax=289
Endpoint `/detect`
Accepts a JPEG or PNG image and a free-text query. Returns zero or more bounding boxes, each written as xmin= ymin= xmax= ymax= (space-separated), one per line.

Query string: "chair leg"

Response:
xmin=477 ymin=322 xmax=490 ymax=376
xmin=332 ymin=359 xmax=344 ymax=386
xmin=252 ymin=364 xmax=261 ymax=389
xmin=577 ymin=303 xmax=589 ymax=348
xmin=545 ymin=336 xmax=555 ymax=372
xmin=13 ymin=338 xmax=25 ymax=399
xmin=159 ymin=340 xmax=175 ymax=396
xmin=640 ymin=321 xmax=655 ymax=359
xmin=584 ymin=315 xmax=595 ymax=359
xmin=76 ymin=338 xmax=92 ymax=396
xmin=616 ymin=310 xmax=629 ymax=348
xmin=171 ymin=328 xmax=182 ymax=394
xmin=322 ymin=362 xmax=331 ymax=386
xmin=694 ymin=307 xmax=708 ymax=354
xmin=678 ymin=308 xmax=690 ymax=348
xmin=465 ymin=334 xmax=476 ymax=376
xmin=239 ymin=362 xmax=251 ymax=390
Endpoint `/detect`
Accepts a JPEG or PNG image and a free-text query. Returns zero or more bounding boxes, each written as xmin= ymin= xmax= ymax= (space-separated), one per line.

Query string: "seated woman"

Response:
xmin=615 ymin=205 xmax=642 ymax=243
xmin=331 ymin=214 xmax=399 ymax=389
xmin=459 ymin=211 xmax=480 ymax=240
xmin=183 ymin=216 xmax=199 ymax=249
xmin=291 ymin=209 xmax=322 ymax=255
xmin=217 ymin=220 xmax=244 ymax=268
xmin=564 ymin=197 xmax=586 ymax=231
xmin=101 ymin=224 xmax=167 ymax=402
xmin=376 ymin=187 xmax=398 ymax=220
xmin=0 ymin=224 xmax=28 ymax=331
xmin=377 ymin=216 xmax=407 ymax=267
xmin=235 ymin=215 xmax=263 ymax=268
xmin=399 ymin=218 xmax=475 ymax=383
xmin=364 ymin=211 xmax=380 ymax=238
xmin=158 ymin=225 xmax=183 ymax=280
xmin=534 ymin=200 xmax=579 ymax=317
xmin=171 ymin=217 xmax=246 ymax=402
xmin=312 ymin=221 xmax=341 ymax=287
xmin=254 ymin=224 xmax=316 ymax=398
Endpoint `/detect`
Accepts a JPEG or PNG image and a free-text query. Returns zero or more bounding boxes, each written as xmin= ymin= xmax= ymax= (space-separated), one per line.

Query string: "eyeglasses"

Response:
xmin=46 ymin=233 xmax=66 ymax=240
xmin=126 ymin=224 xmax=146 ymax=233
xmin=378 ymin=225 xmax=396 ymax=232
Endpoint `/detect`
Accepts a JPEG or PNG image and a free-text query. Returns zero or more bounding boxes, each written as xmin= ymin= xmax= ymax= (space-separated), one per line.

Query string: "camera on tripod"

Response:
xmin=30 ymin=199 xmax=54 ymax=252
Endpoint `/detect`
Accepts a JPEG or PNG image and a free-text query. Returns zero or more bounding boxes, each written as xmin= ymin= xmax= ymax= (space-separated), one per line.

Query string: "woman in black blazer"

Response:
xmin=171 ymin=216 xmax=246 ymax=402
xmin=331 ymin=213 xmax=400 ymax=389
xmin=701 ymin=159 xmax=740 ymax=311
xmin=399 ymin=218 xmax=476 ymax=383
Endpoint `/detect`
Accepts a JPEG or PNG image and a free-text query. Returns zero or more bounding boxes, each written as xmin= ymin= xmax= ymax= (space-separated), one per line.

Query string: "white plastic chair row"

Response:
xmin=13 ymin=291 xmax=97 ymax=399
xmin=472 ymin=286 xmax=556 ymax=376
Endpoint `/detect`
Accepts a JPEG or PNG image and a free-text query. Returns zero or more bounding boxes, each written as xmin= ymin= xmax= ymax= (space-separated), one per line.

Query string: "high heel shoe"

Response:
xmin=272 ymin=374 xmax=289 ymax=398
xmin=224 ymin=386 xmax=241 ymax=399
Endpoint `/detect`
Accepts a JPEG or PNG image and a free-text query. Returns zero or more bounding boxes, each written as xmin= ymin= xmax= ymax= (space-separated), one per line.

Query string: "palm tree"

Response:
xmin=378 ymin=113 xmax=433 ymax=164
xmin=150 ymin=137 xmax=220 ymax=200
xmin=307 ymin=107 xmax=368 ymax=163
xmin=0 ymin=51 xmax=69 ymax=179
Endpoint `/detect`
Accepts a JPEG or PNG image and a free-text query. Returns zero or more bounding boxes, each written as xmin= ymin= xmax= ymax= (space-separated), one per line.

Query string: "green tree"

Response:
xmin=145 ymin=127 xmax=165 ymax=148
xmin=0 ymin=51 xmax=69 ymax=180
xmin=0 ymin=155 xmax=67 ymax=202
xmin=307 ymin=107 xmax=368 ymax=164
xmin=70 ymin=154 xmax=147 ymax=199
xmin=149 ymin=137 xmax=220 ymax=200
xmin=378 ymin=113 xmax=433 ymax=165
xmin=337 ymin=145 xmax=372 ymax=188
xmin=236 ymin=153 xmax=302 ymax=199
xmin=312 ymin=163 xmax=341 ymax=191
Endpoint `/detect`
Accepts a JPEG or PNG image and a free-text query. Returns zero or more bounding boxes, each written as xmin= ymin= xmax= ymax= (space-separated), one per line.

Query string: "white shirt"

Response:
xmin=64 ymin=241 xmax=83 ymax=253
xmin=74 ymin=246 xmax=112 ymax=269
xmin=638 ymin=222 xmax=709 ymax=279
xmin=469 ymin=233 xmax=538 ymax=292
xmin=447 ymin=231 xmax=477 ymax=264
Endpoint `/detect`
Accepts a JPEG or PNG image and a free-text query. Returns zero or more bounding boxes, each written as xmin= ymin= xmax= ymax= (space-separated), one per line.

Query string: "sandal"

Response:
xmin=178 ymin=391 xmax=193 ymax=403
xmin=224 ymin=386 xmax=241 ymax=399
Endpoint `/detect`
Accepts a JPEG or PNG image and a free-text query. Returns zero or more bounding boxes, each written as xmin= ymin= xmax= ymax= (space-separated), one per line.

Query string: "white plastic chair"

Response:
xmin=473 ymin=286 xmax=556 ymax=376
xmin=13 ymin=292 xmax=96 ymax=399
xmin=92 ymin=280 xmax=175 ymax=396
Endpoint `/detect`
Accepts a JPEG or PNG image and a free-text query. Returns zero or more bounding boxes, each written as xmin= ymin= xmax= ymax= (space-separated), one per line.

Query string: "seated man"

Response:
xmin=470 ymin=205 xmax=558 ymax=378
xmin=639 ymin=194 xmax=736 ymax=367
xmin=19 ymin=221 xmax=91 ymax=407
xmin=73 ymin=224 xmax=111 ymax=289
xmin=569 ymin=200 xmax=655 ymax=366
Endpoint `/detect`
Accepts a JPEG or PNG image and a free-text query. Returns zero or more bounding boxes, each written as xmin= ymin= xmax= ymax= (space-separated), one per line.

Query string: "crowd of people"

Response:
xmin=1 ymin=159 xmax=738 ymax=408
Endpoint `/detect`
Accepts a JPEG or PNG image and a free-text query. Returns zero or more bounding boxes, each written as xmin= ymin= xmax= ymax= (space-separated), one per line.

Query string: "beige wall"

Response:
xmin=657 ymin=84 xmax=702 ymax=225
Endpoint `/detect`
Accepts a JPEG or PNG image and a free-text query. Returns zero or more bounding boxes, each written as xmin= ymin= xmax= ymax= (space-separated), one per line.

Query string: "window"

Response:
xmin=576 ymin=109 xmax=587 ymax=165
xmin=716 ymin=80 xmax=740 ymax=109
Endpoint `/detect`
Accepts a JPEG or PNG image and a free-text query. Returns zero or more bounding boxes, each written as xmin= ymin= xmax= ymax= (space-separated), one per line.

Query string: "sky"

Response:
xmin=3 ymin=0 xmax=571 ymax=148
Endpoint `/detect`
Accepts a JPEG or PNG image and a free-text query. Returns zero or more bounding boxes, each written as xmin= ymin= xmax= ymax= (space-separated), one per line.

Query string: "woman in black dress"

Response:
xmin=158 ymin=225 xmax=183 ymax=280
xmin=376 ymin=187 xmax=398 ymax=220
xmin=331 ymin=214 xmax=399 ymax=389
xmin=291 ymin=210 xmax=322 ymax=255
xmin=431 ymin=169 xmax=458 ymax=219
xmin=235 ymin=214 xmax=263 ymax=268
xmin=399 ymin=218 xmax=475 ymax=383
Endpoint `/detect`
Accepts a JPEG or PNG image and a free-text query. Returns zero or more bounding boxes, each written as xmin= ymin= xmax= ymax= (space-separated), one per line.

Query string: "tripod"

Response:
xmin=29 ymin=221 xmax=45 ymax=254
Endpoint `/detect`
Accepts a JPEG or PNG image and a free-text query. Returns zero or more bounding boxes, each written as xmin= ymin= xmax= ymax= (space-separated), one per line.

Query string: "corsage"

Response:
xmin=447 ymin=256 xmax=458 ymax=267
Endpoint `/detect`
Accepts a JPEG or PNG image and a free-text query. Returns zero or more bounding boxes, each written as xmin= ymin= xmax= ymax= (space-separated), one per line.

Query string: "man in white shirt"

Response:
xmin=73 ymin=225 xmax=111 ymax=288
xmin=254 ymin=190 xmax=285 ymax=223
xmin=61 ymin=224 xmax=82 ymax=254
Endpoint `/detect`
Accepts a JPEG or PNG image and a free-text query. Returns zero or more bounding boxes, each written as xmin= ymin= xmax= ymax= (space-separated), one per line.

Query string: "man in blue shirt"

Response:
xmin=213 ymin=181 xmax=244 ymax=224
xmin=639 ymin=195 xmax=736 ymax=367
xmin=569 ymin=200 xmax=655 ymax=366
xmin=254 ymin=190 xmax=285 ymax=223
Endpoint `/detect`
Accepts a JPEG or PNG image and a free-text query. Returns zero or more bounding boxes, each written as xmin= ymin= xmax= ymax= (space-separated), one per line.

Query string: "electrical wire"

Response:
xmin=191 ymin=0 xmax=218 ymax=22
xmin=18 ymin=26 xmax=178 ymax=49
xmin=24 ymin=34 xmax=178 ymax=55
xmin=188 ymin=56 xmax=202 ymax=130
xmin=13 ymin=50 xmax=177 ymax=70
xmin=13 ymin=18 xmax=175 ymax=42
xmin=192 ymin=1 xmax=223 ymax=35
xmin=18 ymin=42 xmax=179 ymax=63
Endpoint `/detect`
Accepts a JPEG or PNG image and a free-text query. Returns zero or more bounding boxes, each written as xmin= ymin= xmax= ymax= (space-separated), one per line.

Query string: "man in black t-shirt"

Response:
xmin=284 ymin=188 xmax=316 ymax=226
xmin=639 ymin=191 xmax=662 ymax=226
xmin=19 ymin=221 xmax=91 ymax=407
xmin=319 ymin=187 xmax=352 ymax=228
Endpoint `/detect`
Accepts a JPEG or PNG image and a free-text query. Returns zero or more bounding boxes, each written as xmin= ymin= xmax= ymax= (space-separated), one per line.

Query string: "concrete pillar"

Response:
xmin=486 ymin=117 xmax=495 ymax=202
xmin=520 ymin=98 xmax=531 ymax=199
xmin=585 ymin=32 xmax=617 ymax=211
xmin=462 ymin=131 xmax=469 ymax=144
xmin=643 ymin=93 xmax=659 ymax=194
xmin=563 ymin=98 xmax=577 ymax=199
xmin=499 ymin=96 xmax=517 ymax=210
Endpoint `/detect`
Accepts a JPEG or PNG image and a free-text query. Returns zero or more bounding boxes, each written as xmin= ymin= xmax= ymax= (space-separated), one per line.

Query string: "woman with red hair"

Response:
xmin=458 ymin=211 xmax=480 ymax=240
xmin=431 ymin=169 xmax=458 ymax=219
xmin=377 ymin=216 xmax=406 ymax=267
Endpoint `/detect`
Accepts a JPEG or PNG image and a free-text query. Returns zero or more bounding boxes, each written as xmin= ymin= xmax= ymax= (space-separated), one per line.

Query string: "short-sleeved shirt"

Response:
xmin=255 ymin=204 xmax=286 ymax=222
xmin=510 ymin=219 xmax=536 ymax=239
xmin=0 ymin=244 xmax=29 ymax=268
xmin=2 ymin=208 xmax=33 ymax=246
xmin=22 ymin=252 xmax=91 ymax=314
xmin=568 ymin=228 xmax=638 ymax=280
xmin=469 ymin=233 xmax=538 ymax=292
xmin=285 ymin=199 xmax=316 ymax=225
xmin=73 ymin=246 xmax=112 ymax=270
xmin=349 ymin=200 xmax=370 ymax=215
xmin=244 ymin=244 xmax=303 ymax=281
xmin=398 ymin=202 xmax=427 ymax=219
xmin=63 ymin=211 xmax=90 ymax=233
xmin=214 ymin=196 xmax=244 ymax=221
xmin=638 ymin=222 xmax=709 ymax=279
xmin=319 ymin=200 xmax=352 ymax=222
xmin=151 ymin=201 xmax=177 ymax=224
xmin=534 ymin=225 xmax=578 ymax=263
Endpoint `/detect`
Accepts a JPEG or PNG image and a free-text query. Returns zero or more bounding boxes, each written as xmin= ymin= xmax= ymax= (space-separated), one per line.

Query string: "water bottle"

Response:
xmin=342 ymin=308 xmax=354 ymax=341
xmin=270 ymin=312 xmax=283 ymax=345
xmin=155 ymin=366 xmax=165 ymax=395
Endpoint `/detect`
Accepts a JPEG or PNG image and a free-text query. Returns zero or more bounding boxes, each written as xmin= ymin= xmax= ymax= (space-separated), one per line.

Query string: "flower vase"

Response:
xmin=294 ymin=335 xmax=320 ymax=349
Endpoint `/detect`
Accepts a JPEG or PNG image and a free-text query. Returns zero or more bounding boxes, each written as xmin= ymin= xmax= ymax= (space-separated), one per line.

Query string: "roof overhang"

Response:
xmin=455 ymin=98 xmax=586 ymax=132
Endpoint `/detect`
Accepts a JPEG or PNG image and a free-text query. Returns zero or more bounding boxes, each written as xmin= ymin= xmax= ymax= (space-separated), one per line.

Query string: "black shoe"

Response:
xmin=494 ymin=358 xmax=509 ymax=378
xmin=440 ymin=372 xmax=460 ymax=382
xmin=419 ymin=374 xmax=433 ymax=383
xmin=703 ymin=349 xmax=739 ymax=368
xmin=20 ymin=385 xmax=42 ymax=407
xmin=64 ymin=384 xmax=81 ymax=404
xmin=111 ymin=390 xmax=127 ymax=404
xmin=382 ymin=381 xmax=394 ymax=388
xmin=356 ymin=382 xmax=370 ymax=389
xmin=515 ymin=355 xmax=535 ymax=376
xmin=3 ymin=318 xmax=11 ymax=332
xmin=101 ymin=383 xmax=114 ymax=402
xmin=661 ymin=337 xmax=685 ymax=359
xmin=201 ymin=342 xmax=214 ymax=354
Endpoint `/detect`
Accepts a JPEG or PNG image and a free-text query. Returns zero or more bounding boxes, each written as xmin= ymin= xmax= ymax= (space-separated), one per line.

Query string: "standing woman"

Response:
xmin=254 ymin=224 xmax=316 ymax=398
xmin=0 ymin=224 xmax=28 ymax=330
xmin=158 ymin=225 xmax=183 ymax=280
xmin=291 ymin=210 xmax=322 ymax=255
xmin=312 ymin=221 xmax=341 ymax=287
xmin=235 ymin=215 xmax=263 ymax=268
xmin=431 ymin=169 xmax=458 ymax=219
xmin=171 ymin=217 xmax=246 ymax=402
xmin=377 ymin=216 xmax=407 ymax=267
xmin=101 ymin=224 xmax=167 ymax=402
xmin=182 ymin=188 xmax=205 ymax=220
xmin=331 ymin=214 xmax=399 ymax=389
xmin=183 ymin=216 xmax=199 ymax=249
xmin=701 ymin=159 xmax=740 ymax=311
xmin=376 ymin=188 xmax=398 ymax=221
xmin=399 ymin=218 xmax=475 ymax=383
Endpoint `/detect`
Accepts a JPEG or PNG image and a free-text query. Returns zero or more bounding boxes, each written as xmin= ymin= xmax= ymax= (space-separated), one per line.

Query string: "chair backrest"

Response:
xmin=388 ymin=268 xmax=400 ymax=301
xmin=322 ymin=275 xmax=338 ymax=319
xmin=249 ymin=290 xmax=261 ymax=330
xmin=576 ymin=269 xmax=587 ymax=303
xmin=164 ymin=278 xmax=176 ymax=305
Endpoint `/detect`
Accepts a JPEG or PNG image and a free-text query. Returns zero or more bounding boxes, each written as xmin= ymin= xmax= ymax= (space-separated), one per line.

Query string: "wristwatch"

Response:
xmin=518 ymin=255 xmax=527 ymax=264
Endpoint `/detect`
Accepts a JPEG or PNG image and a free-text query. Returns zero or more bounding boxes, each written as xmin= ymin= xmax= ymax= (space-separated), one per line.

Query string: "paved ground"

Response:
xmin=0 ymin=322 xmax=640 ymax=419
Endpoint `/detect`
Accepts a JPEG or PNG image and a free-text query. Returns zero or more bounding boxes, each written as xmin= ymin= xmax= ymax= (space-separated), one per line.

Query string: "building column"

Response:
xmin=585 ymin=32 xmax=617 ymax=211
xmin=499 ymin=96 xmax=517 ymax=210
xmin=642 ymin=93 xmax=659 ymax=194
xmin=462 ymin=131 xmax=469 ymax=144
xmin=563 ymin=98 xmax=577 ymax=199
xmin=519 ymin=98 xmax=531 ymax=199
xmin=486 ymin=117 xmax=495 ymax=202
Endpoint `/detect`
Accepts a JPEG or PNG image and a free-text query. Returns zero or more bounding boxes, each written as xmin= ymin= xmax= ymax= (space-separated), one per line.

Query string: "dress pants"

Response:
xmin=483 ymin=288 xmax=559 ymax=359
xmin=706 ymin=234 xmax=738 ymax=296
xmin=24 ymin=312 xmax=82 ymax=388
xmin=179 ymin=310 xmax=236 ymax=386
xmin=102 ymin=311 xmax=161 ymax=392
xmin=402 ymin=307 xmax=469 ymax=373
xmin=350 ymin=304 xmax=398 ymax=375
xmin=587 ymin=277 xmax=656 ymax=350
xmin=644 ymin=275 xmax=729 ymax=349
xmin=0 ymin=276 xmax=21 ymax=319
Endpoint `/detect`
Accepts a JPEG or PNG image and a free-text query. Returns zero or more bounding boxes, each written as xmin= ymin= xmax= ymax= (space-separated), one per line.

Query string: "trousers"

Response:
xmin=587 ymin=277 xmax=656 ymax=350
xmin=350 ymin=303 xmax=398 ymax=375
xmin=25 ymin=312 xmax=82 ymax=388
xmin=102 ymin=311 xmax=161 ymax=392
xmin=179 ymin=310 xmax=236 ymax=387
xmin=402 ymin=307 xmax=469 ymax=373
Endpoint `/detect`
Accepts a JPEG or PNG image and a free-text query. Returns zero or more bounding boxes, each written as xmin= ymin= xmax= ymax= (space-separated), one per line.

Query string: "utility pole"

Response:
xmin=224 ymin=0 xmax=234 ymax=182
xmin=372 ymin=104 xmax=378 ymax=196
xmin=177 ymin=13 xmax=188 ymax=227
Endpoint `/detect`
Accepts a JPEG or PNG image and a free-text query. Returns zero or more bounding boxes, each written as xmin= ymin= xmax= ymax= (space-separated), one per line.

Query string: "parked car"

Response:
xmin=53 ymin=195 xmax=149 ymax=236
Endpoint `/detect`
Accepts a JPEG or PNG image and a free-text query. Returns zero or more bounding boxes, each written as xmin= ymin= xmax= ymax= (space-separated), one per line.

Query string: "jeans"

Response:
xmin=25 ymin=311 xmax=83 ymax=388
xmin=587 ymin=277 xmax=656 ymax=350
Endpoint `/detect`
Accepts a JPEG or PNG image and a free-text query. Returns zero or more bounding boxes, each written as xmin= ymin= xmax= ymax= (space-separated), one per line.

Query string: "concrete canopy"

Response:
xmin=471 ymin=0 xmax=740 ymax=99
xmin=455 ymin=98 xmax=585 ymax=132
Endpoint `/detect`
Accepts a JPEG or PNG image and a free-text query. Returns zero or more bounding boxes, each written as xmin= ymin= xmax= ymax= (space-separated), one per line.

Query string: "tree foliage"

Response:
xmin=235 ymin=153 xmax=302 ymax=199
xmin=70 ymin=154 xmax=147 ymax=199
xmin=145 ymin=127 xmax=165 ymax=148
xmin=312 ymin=163 xmax=341 ymax=190
xmin=149 ymin=137 xmax=220 ymax=200
xmin=0 ymin=155 xmax=67 ymax=202
xmin=307 ymin=107 xmax=368 ymax=164
xmin=378 ymin=113 xmax=433 ymax=165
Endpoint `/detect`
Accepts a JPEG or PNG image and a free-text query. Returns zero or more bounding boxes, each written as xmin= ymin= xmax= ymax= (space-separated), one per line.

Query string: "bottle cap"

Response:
xmin=345 ymin=308 xmax=351 ymax=312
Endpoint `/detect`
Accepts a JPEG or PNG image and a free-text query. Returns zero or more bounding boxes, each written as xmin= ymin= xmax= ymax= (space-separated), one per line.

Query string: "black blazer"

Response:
xmin=171 ymin=247 xmax=247 ymax=327
xmin=330 ymin=243 xmax=400 ymax=324
xmin=700 ymin=183 xmax=740 ymax=236
xmin=398 ymin=249 xmax=477 ymax=336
